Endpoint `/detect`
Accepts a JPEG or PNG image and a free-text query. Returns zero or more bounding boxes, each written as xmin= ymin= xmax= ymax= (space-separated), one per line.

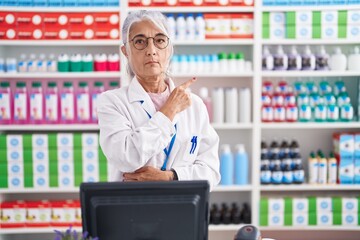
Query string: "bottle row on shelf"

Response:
xmin=210 ymin=202 xmax=251 ymax=225
xmin=0 ymin=0 xmax=119 ymax=6
xmin=261 ymin=80 xmax=356 ymax=123
xmin=260 ymin=196 xmax=360 ymax=227
xmin=262 ymin=45 xmax=360 ymax=71
xmin=128 ymin=0 xmax=254 ymax=7
xmin=0 ymin=199 xmax=81 ymax=228
xmin=0 ymin=11 xmax=120 ymax=40
xmin=0 ymin=53 xmax=120 ymax=73
xmin=0 ymin=79 xmax=119 ymax=125
xmin=262 ymin=10 xmax=360 ymax=40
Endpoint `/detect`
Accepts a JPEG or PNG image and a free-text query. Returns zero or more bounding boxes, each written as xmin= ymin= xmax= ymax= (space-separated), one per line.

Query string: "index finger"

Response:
xmin=179 ymin=77 xmax=196 ymax=89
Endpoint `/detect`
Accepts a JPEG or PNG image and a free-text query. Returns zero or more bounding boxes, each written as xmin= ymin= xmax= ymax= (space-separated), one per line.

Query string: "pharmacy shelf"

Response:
xmin=174 ymin=73 xmax=253 ymax=78
xmin=262 ymin=5 xmax=360 ymax=12
xmin=260 ymin=226 xmax=360 ymax=231
xmin=261 ymin=71 xmax=360 ymax=78
xmin=174 ymin=39 xmax=254 ymax=45
xmin=0 ymin=72 xmax=121 ymax=78
xmin=0 ymin=40 xmax=119 ymax=46
xmin=261 ymin=122 xmax=360 ymax=129
xmin=0 ymin=124 xmax=99 ymax=131
xmin=208 ymin=224 xmax=244 ymax=231
xmin=212 ymin=123 xmax=253 ymax=129
xmin=0 ymin=227 xmax=82 ymax=235
xmin=0 ymin=188 xmax=79 ymax=194
xmin=260 ymin=185 xmax=360 ymax=192
xmin=128 ymin=6 xmax=254 ymax=13
xmin=0 ymin=6 xmax=120 ymax=12
xmin=261 ymin=39 xmax=360 ymax=45
xmin=213 ymin=185 xmax=253 ymax=192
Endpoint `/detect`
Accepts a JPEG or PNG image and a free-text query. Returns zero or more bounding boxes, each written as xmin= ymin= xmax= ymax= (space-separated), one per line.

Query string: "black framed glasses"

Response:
xmin=129 ymin=33 xmax=169 ymax=50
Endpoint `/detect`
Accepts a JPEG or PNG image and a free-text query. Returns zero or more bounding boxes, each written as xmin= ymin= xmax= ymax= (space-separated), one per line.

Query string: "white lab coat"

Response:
xmin=97 ymin=77 xmax=220 ymax=190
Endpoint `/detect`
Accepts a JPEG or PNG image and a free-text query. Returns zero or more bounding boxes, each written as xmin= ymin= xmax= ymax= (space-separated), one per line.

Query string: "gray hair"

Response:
xmin=122 ymin=10 xmax=174 ymax=80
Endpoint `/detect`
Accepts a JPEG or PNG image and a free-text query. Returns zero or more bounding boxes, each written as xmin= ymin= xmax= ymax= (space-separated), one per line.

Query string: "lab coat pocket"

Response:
xmin=183 ymin=135 xmax=201 ymax=163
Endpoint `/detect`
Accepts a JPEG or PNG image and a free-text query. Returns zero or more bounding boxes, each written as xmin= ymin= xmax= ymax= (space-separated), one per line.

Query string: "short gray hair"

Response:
xmin=122 ymin=10 xmax=174 ymax=80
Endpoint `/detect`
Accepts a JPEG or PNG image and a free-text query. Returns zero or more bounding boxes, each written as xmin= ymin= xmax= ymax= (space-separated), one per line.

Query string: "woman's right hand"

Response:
xmin=160 ymin=77 xmax=196 ymax=121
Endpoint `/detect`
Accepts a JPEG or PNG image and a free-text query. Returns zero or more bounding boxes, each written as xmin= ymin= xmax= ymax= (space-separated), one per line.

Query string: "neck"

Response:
xmin=137 ymin=75 xmax=167 ymax=93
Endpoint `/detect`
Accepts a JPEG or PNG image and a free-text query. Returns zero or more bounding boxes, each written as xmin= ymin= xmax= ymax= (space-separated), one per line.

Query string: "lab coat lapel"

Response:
xmin=128 ymin=77 xmax=156 ymax=118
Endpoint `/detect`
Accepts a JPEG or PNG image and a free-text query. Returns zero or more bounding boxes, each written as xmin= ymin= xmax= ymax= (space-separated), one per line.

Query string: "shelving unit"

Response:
xmin=0 ymin=1 xmax=359 ymax=240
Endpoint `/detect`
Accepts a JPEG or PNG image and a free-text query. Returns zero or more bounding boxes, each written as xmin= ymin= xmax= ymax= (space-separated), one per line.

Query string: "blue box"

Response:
xmin=318 ymin=0 xmax=332 ymax=4
xmin=2 ymin=0 xmax=18 ymax=5
xmin=77 ymin=0 xmax=91 ymax=5
xmin=63 ymin=0 xmax=76 ymax=6
xmin=18 ymin=0 xmax=33 ymax=6
xmin=303 ymin=0 xmax=317 ymax=5
xmin=48 ymin=0 xmax=62 ymax=6
xmin=33 ymin=0 xmax=47 ymax=5
xmin=107 ymin=0 xmax=119 ymax=6
xmin=348 ymin=0 xmax=360 ymax=4
xmin=290 ymin=0 xmax=302 ymax=5
xmin=332 ymin=0 xmax=347 ymax=4
xmin=275 ymin=0 xmax=289 ymax=5
xmin=354 ymin=158 xmax=360 ymax=184
xmin=93 ymin=0 xmax=107 ymax=5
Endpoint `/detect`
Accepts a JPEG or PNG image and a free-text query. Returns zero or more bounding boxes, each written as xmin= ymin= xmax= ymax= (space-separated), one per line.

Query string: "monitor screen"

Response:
xmin=80 ymin=180 xmax=209 ymax=240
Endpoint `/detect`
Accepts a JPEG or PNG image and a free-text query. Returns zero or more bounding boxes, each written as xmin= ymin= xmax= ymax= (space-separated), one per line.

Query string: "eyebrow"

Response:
xmin=131 ymin=33 xmax=166 ymax=39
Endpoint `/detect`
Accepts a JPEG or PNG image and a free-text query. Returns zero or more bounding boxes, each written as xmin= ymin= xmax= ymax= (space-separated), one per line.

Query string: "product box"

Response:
xmin=57 ymin=133 xmax=74 ymax=148
xmin=7 ymin=135 xmax=23 ymax=149
xmin=347 ymin=10 xmax=360 ymax=25
xmin=321 ymin=25 xmax=338 ymax=39
xmin=269 ymin=24 xmax=286 ymax=39
xmin=82 ymin=133 xmax=99 ymax=148
xmin=268 ymin=198 xmax=285 ymax=213
xmin=0 ymin=26 xmax=16 ymax=39
xmin=93 ymin=13 xmax=120 ymax=27
xmin=73 ymin=201 xmax=82 ymax=226
xmin=293 ymin=212 xmax=308 ymax=226
xmin=8 ymin=162 xmax=23 ymax=176
xmin=333 ymin=133 xmax=354 ymax=160
xmin=94 ymin=27 xmax=119 ymax=39
xmin=58 ymin=148 xmax=74 ymax=162
xmin=68 ymin=13 xmax=94 ymax=27
xmin=43 ymin=28 xmax=69 ymax=39
xmin=43 ymin=13 xmax=69 ymax=28
xmin=288 ymin=25 xmax=312 ymax=39
xmin=68 ymin=26 xmax=94 ymax=39
xmin=342 ymin=197 xmax=358 ymax=213
xmin=269 ymin=12 xmax=286 ymax=25
xmin=151 ymin=0 xmax=169 ymax=6
xmin=0 ymin=201 xmax=26 ymax=228
xmin=355 ymin=134 xmax=360 ymax=159
xmin=25 ymin=201 xmax=51 ymax=227
xmin=354 ymin=158 xmax=360 ymax=184
xmin=296 ymin=11 xmax=312 ymax=25
xmin=293 ymin=197 xmax=309 ymax=213
xmin=82 ymin=148 xmax=98 ymax=162
xmin=342 ymin=213 xmax=358 ymax=226
xmin=8 ymin=174 xmax=23 ymax=188
xmin=34 ymin=174 xmax=49 ymax=188
xmin=58 ymin=174 xmax=74 ymax=188
xmin=83 ymin=161 xmax=99 ymax=182
xmin=17 ymin=26 xmax=43 ymax=40
xmin=317 ymin=212 xmax=332 ymax=226
xmin=16 ymin=12 xmax=43 ymax=27
xmin=33 ymin=161 xmax=48 ymax=175
xmin=128 ymin=0 xmax=142 ymax=6
xmin=321 ymin=11 xmax=338 ymax=25
xmin=347 ymin=25 xmax=360 ymax=40
xmin=230 ymin=13 xmax=254 ymax=38
xmin=7 ymin=148 xmax=24 ymax=162
xmin=268 ymin=213 xmax=284 ymax=226
xmin=317 ymin=197 xmax=332 ymax=212
xmin=0 ymin=12 xmax=16 ymax=26
xmin=32 ymin=134 xmax=48 ymax=149
xmin=204 ymin=14 xmax=231 ymax=39
xmin=50 ymin=200 xmax=77 ymax=227
xmin=63 ymin=0 xmax=77 ymax=6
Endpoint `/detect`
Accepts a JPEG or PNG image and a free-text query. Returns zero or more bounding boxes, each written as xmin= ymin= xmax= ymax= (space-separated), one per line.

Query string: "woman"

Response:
xmin=97 ymin=10 xmax=220 ymax=190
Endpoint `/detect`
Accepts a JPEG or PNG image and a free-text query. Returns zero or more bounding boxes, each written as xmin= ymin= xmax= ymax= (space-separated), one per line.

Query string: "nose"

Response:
xmin=145 ymin=38 xmax=157 ymax=56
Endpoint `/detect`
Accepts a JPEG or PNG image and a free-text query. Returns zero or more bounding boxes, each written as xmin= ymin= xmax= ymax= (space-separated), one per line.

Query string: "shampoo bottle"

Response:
xmin=220 ymin=144 xmax=234 ymax=185
xmin=234 ymin=144 xmax=248 ymax=185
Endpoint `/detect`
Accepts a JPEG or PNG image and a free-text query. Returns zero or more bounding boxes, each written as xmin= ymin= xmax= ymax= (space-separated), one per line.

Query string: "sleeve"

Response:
xmin=172 ymin=97 xmax=221 ymax=191
xmin=97 ymin=91 xmax=176 ymax=173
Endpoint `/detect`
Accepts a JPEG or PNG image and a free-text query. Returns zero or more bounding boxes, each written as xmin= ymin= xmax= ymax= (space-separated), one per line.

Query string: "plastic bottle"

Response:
xmin=241 ymin=203 xmax=251 ymax=224
xmin=260 ymin=153 xmax=271 ymax=184
xmin=57 ymin=53 xmax=70 ymax=72
xmin=340 ymin=103 xmax=354 ymax=121
xmin=315 ymin=45 xmax=329 ymax=70
xmin=225 ymin=87 xmax=238 ymax=123
xmin=167 ymin=14 xmax=176 ymax=40
xmin=293 ymin=154 xmax=305 ymax=184
xmin=0 ymin=58 xmax=4 ymax=72
xmin=195 ymin=54 xmax=204 ymax=73
xmin=236 ymin=52 xmax=245 ymax=72
xmin=6 ymin=58 xmax=17 ymax=73
xmin=29 ymin=82 xmax=44 ymax=124
xmin=185 ymin=14 xmax=196 ymax=41
xmin=327 ymin=152 xmax=337 ymax=184
xmin=45 ymin=82 xmax=59 ymax=124
xmin=319 ymin=81 xmax=332 ymax=95
xmin=212 ymin=88 xmax=224 ymax=123
xmin=47 ymin=54 xmax=57 ymax=72
xmin=60 ymin=82 xmax=75 ymax=123
xmin=82 ymin=53 xmax=94 ymax=72
xmin=228 ymin=52 xmax=237 ymax=73
xmin=70 ymin=53 xmax=82 ymax=72
xmin=234 ymin=144 xmax=248 ymax=185
xmin=239 ymin=88 xmax=251 ymax=123
xmin=176 ymin=13 xmax=186 ymax=41
xmin=348 ymin=46 xmax=360 ymax=71
xmin=270 ymin=139 xmax=279 ymax=156
xmin=301 ymin=45 xmax=316 ymax=71
xmin=199 ymin=87 xmax=213 ymax=122
xmin=27 ymin=54 xmax=37 ymax=73
xmin=289 ymin=139 xmax=300 ymax=158
xmin=261 ymin=140 xmax=268 ymax=156
xmin=220 ymin=144 xmax=234 ymax=185
xmin=218 ymin=52 xmax=228 ymax=73
xmin=107 ymin=53 xmax=120 ymax=71
xmin=329 ymin=47 xmax=347 ymax=71
xmin=287 ymin=46 xmax=302 ymax=70
xmin=308 ymin=151 xmax=318 ymax=184
xmin=210 ymin=54 xmax=219 ymax=73
xmin=326 ymin=104 xmax=339 ymax=122
xmin=0 ymin=82 xmax=12 ymax=124
xmin=334 ymin=80 xmax=346 ymax=97
xmin=76 ymin=82 xmax=91 ymax=123
xmin=314 ymin=104 xmax=327 ymax=122
xmin=195 ymin=13 xmax=205 ymax=40
xmin=18 ymin=54 xmax=28 ymax=73
xmin=279 ymin=139 xmax=289 ymax=158
xmin=91 ymin=82 xmax=104 ymax=123
xmin=37 ymin=54 xmax=47 ymax=72
xmin=282 ymin=154 xmax=293 ymax=184
xmin=271 ymin=159 xmax=283 ymax=184
xmin=108 ymin=81 xmax=119 ymax=90
xmin=179 ymin=55 xmax=188 ymax=73
xmin=273 ymin=45 xmax=288 ymax=71
xmin=13 ymin=82 xmax=28 ymax=124
xmin=262 ymin=46 xmax=274 ymax=71
xmin=317 ymin=151 xmax=327 ymax=184
xmin=94 ymin=53 xmax=107 ymax=71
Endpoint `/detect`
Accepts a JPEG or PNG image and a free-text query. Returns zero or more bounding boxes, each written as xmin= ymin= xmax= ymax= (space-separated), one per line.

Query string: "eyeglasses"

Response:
xmin=128 ymin=34 xmax=169 ymax=50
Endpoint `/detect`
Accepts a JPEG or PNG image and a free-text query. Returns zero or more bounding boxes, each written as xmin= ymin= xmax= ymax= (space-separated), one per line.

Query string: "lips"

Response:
xmin=145 ymin=61 xmax=159 ymax=65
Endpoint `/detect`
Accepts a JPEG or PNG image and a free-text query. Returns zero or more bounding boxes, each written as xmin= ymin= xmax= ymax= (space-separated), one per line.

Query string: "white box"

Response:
xmin=317 ymin=212 xmax=332 ymax=226
xmin=7 ymin=149 xmax=23 ymax=163
xmin=82 ymin=133 xmax=99 ymax=148
xmin=58 ymin=149 xmax=74 ymax=162
xmin=33 ymin=174 xmax=49 ymax=188
xmin=293 ymin=198 xmax=309 ymax=213
xmin=32 ymin=134 xmax=48 ymax=148
xmin=8 ymin=162 xmax=23 ymax=175
xmin=58 ymin=175 xmax=74 ymax=188
xmin=322 ymin=25 xmax=338 ymax=39
xmin=57 ymin=133 xmax=73 ymax=148
xmin=82 ymin=148 xmax=98 ymax=162
xmin=342 ymin=197 xmax=358 ymax=213
xmin=7 ymin=135 xmax=23 ymax=149
xmin=58 ymin=162 xmax=74 ymax=175
xmin=293 ymin=212 xmax=308 ymax=226
xmin=270 ymin=25 xmax=286 ymax=39
xmin=342 ymin=213 xmax=358 ymax=226
xmin=269 ymin=198 xmax=284 ymax=213
xmin=33 ymin=149 xmax=49 ymax=163
xmin=296 ymin=25 xmax=312 ymax=39
xmin=269 ymin=213 xmax=284 ymax=226
xmin=321 ymin=11 xmax=338 ymax=25
xmin=296 ymin=11 xmax=312 ymax=25
xmin=270 ymin=12 xmax=286 ymax=25
xmin=33 ymin=162 xmax=48 ymax=175
xmin=8 ymin=175 xmax=24 ymax=188
xmin=347 ymin=25 xmax=360 ymax=40
xmin=347 ymin=10 xmax=360 ymax=25
xmin=317 ymin=197 xmax=332 ymax=212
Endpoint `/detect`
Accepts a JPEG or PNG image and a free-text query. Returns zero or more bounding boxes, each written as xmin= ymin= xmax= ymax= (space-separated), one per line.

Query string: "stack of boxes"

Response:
xmin=260 ymin=196 xmax=360 ymax=226
xmin=262 ymin=12 xmax=286 ymax=40
xmin=0 ymin=133 xmax=108 ymax=189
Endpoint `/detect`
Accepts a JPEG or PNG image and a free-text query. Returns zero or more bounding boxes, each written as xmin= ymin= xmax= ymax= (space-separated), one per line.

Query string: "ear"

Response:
xmin=121 ymin=45 xmax=128 ymax=57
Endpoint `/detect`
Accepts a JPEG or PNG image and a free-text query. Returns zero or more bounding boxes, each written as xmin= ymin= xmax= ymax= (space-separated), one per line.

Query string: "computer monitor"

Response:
xmin=80 ymin=180 xmax=210 ymax=240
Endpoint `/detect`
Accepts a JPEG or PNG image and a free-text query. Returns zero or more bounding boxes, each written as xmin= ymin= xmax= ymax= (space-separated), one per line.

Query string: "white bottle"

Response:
xmin=348 ymin=46 xmax=360 ymax=71
xmin=262 ymin=46 xmax=274 ymax=70
xmin=176 ymin=14 xmax=186 ymax=41
xmin=5 ymin=58 xmax=17 ymax=73
xmin=171 ymin=55 xmax=180 ymax=73
xmin=301 ymin=45 xmax=316 ymax=71
xmin=212 ymin=88 xmax=224 ymax=123
xmin=236 ymin=52 xmax=245 ymax=72
xmin=239 ymin=88 xmax=251 ymax=123
xmin=167 ymin=14 xmax=176 ymax=40
xmin=329 ymin=47 xmax=347 ymax=71
xmin=186 ymin=14 xmax=196 ymax=41
xmin=37 ymin=54 xmax=47 ymax=72
xmin=28 ymin=54 xmax=38 ymax=72
xmin=0 ymin=58 xmax=4 ymax=72
xmin=47 ymin=54 xmax=57 ymax=72
xmin=18 ymin=54 xmax=28 ymax=73
xmin=287 ymin=46 xmax=302 ymax=70
xmin=195 ymin=13 xmax=206 ymax=40
xmin=225 ymin=87 xmax=238 ymax=123
xmin=199 ymin=87 xmax=213 ymax=122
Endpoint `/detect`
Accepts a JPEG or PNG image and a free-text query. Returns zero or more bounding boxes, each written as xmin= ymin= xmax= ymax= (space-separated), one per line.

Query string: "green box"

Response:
xmin=284 ymin=213 xmax=292 ymax=226
xmin=23 ymin=134 xmax=32 ymax=150
xmin=338 ymin=25 xmax=347 ymax=39
xmin=332 ymin=197 xmax=342 ymax=213
xmin=312 ymin=11 xmax=321 ymax=25
xmin=48 ymin=133 xmax=57 ymax=148
xmin=0 ymin=176 xmax=7 ymax=188
xmin=0 ymin=149 xmax=7 ymax=163
xmin=260 ymin=214 xmax=268 ymax=226
xmin=260 ymin=198 xmax=269 ymax=215
xmin=309 ymin=212 xmax=317 ymax=225
xmin=74 ymin=133 xmax=82 ymax=148
xmin=262 ymin=26 xmax=270 ymax=39
xmin=312 ymin=25 xmax=321 ymax=39
xmin=0 ymin=134 xmax=6 ymax=150
xmin=338 ymin=11 xmax=347 ymax=26
xmin=308 ymin=197 xmax=317 ymax=213
xmin=333 ymin=213 xmax=342 ymax=225
xmin=263 ymin=12 xmax=270 ymax=26
xmin=286 ymin=12 xmax=296 ymax=26
xmin=286 ymin=25 xmax=296 ymax=39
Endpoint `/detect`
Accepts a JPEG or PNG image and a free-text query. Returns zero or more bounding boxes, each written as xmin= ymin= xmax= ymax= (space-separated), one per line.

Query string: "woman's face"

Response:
xmin=123 ymin=20 xmax=171 ymax=79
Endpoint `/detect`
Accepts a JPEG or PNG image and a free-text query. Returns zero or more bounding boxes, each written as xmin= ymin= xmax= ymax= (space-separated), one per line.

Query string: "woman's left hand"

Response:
xmin=123 ymin=166 xmax=173 ymax=181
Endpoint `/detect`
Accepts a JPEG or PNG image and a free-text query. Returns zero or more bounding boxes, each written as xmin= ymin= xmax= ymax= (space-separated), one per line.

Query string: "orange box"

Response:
xmin=94 ymin=26 xmax=119 ymax=39
xmin=16 ymin=12 xmax=43 ymax=28
xmin=0 ymin=26 xmax=16 ymax=39
xmin=25 ymin=201 xmax=51 ymax=227
xmin=0 ymin=12 xmax=17 ymax=27
xmin=204 ymin=13 xmax=231 ymax=39
xmin=0 ymin=201 xmax=26 ymax=228
xmin=230 ymin=13 xmax=254 ymax=38
xmin=17 ymin=25 xmax=43 ymax=40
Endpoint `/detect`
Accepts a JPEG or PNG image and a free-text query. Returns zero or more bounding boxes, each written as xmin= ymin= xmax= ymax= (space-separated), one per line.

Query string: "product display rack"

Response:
xmin=0 ymin=1 xmax=359 ymax=240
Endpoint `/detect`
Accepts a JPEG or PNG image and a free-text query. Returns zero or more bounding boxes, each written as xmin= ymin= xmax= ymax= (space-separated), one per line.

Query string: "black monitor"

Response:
xmin=80 ymin=180 xmax=210 ymax=240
